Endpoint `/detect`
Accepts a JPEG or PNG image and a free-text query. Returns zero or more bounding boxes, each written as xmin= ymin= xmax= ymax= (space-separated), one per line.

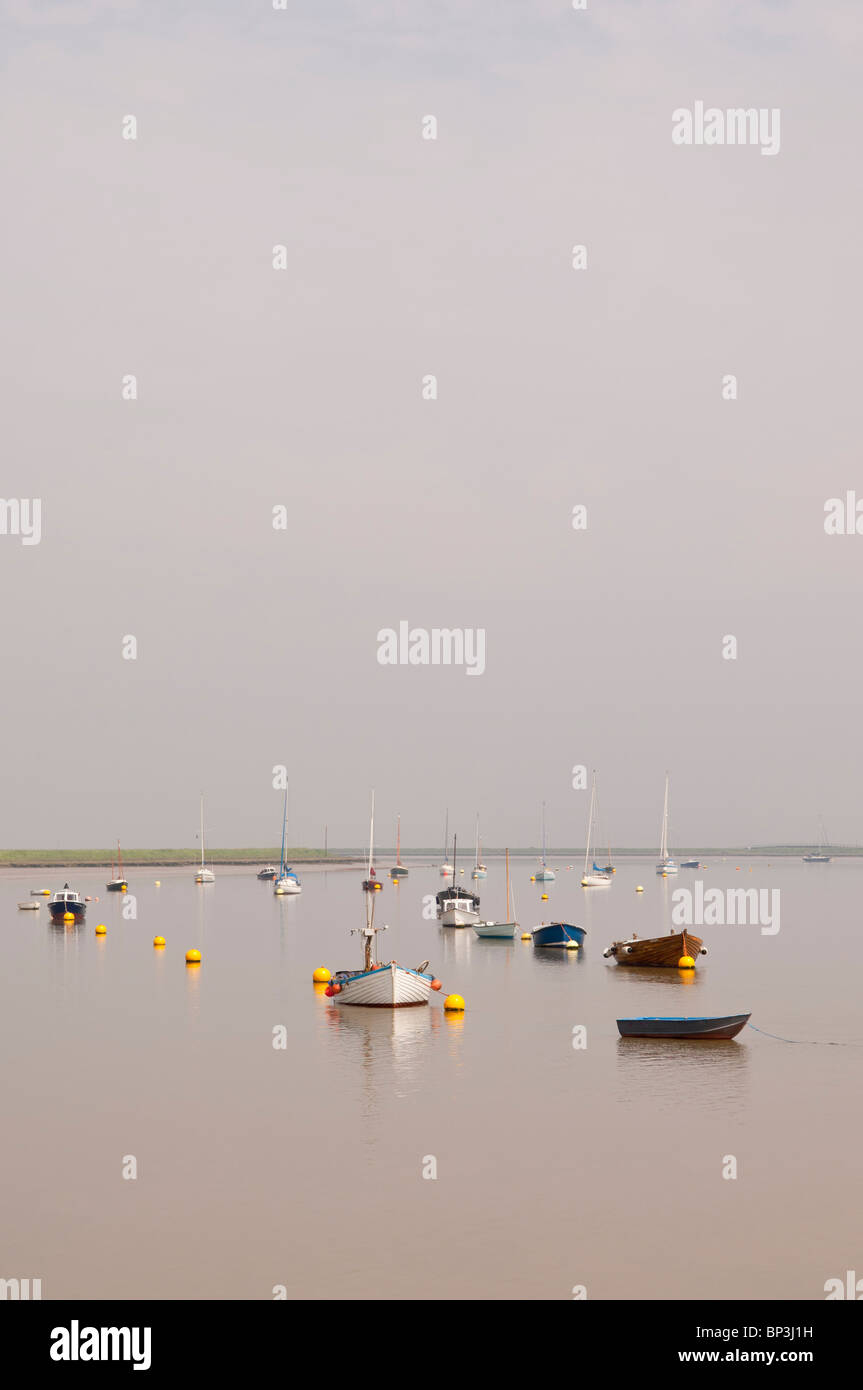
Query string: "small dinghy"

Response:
xmin=616 ymin=1013 xmax=751 ymax=1041
xmin=533 ymin=921 xmax=585 ymax=949
xmin=18 ymin=901 xmax=41 ymax=910
xmin=474 ymin=849 xmax=517 ymax=938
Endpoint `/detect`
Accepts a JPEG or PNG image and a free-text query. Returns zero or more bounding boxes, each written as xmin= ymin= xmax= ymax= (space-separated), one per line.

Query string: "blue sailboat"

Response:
xmin=274 ymin=784 xmax=302 ymax=895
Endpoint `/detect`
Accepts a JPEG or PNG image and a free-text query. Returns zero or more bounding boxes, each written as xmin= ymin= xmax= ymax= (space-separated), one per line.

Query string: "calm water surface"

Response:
xmin=2 ymin=856 xmax=861 ymax=1300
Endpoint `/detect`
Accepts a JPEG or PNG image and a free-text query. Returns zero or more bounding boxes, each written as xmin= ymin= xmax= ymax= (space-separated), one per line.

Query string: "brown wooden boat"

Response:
xmin=602 ymin=928 xmax=705 ymax=968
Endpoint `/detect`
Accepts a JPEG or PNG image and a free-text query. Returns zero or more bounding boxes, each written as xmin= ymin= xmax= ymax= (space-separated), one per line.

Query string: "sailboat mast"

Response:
xmin=200 ymin=795 xmax=205 ymax=870
xmin=660 ymin=773 xmax=670 ymax=859
xmin=279 ymin=786 xmax=288 ymax=876
xmin=396 ymin=814 xmax=401 ymax=867
xmin=474 ymin=813 xmax=479 ymax=871
xmin=541 ymin=801 xmax=547 ymax=868
xmin=505 ymin=848 xmax=511 ymax=919
xmin=368 ymin=791 xmax=375 ymax=878
xmin=443 ymin=809 xmax=449 ymax=862
xmin=584 ymin=774 xmax=595 ymax=876
xmin=118 ymin=840 xmax=123 ymax=879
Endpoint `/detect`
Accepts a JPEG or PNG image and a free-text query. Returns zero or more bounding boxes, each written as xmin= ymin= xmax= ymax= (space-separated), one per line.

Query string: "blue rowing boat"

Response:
xmin=616 ymin=1014 xmax=751 ymax=1040
xmin=532 ymin=922 xmax=585 ymax=949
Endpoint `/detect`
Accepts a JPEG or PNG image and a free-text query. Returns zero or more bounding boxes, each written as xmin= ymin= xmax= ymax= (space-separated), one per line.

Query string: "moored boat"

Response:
xmin=48 ymin=886 xmax=86 ymax=923
xmin=106 ymin=840 xmax=128 ymax=892
xmin=257 ymin=866 xmax=277 ymax=880
xmin=681 ymin=859 xmax=701 ymax=869
xmin=327 ymin=866 xmax=441 ymax=1009
xmin=439 ymin=809 xmax=453 ymax=876
xmin=273 ymin=783 xmax=302 ymax=895
xmin=474 ymin=848 xmax=517 ymax=938
xmin=390 ymin=814 xmax=409 ymax=878
xmin=581 ymin=772 xmax=612 ymax=887
xmin=603 ymin=929 xmax=705 ymax=968
xmin=656 ymin=772 xmax=679 ymax=874
xmin=436 ymin=834 xmax=480 ymax=925
xmin=616 ymin=1013 xmax=750 ymax=1040
xmin=533 ymin=921 xmax=585 ymax=949
xmin=195 ymin=795 xmax=215 ymax=883
xmin=18 ymin=901 xmax=40 ymax=910
xmin=534 ymin=801 xmax=555 ymax=881
xmin=361 ymin=791 xmax=382 ymax=892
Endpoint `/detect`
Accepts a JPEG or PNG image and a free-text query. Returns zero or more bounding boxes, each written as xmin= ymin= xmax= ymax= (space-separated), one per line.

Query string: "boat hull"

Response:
xmin=105 ymin=881 xmax=127 ymax=892
xmin=257 ymin=869 xmax=277 ymax=880
xmin=390 ymin=867 xmax=409 ymax=878
xmin=48 ymin=903 xmax=85 ymax=922
xmin=533 ymin=922 xmax=586 ymax=948
xmin=473 ymin=921 xmax=517 ymax=938
xmin=581 ymin=874 xmax=611 ymax=887
xmin=439 ymin=907 xmax=480 ymax=926
xmin=332 ymin=962 xmax=432 ymax=1007
xmin=617 ymin=1013 xmax=750 ymax=1041
xmin=274 ymin=877 xmax=302 ymax=895
xmin=604 ymin=931 xmax=704 ymax=968
xmin=534 ymin=869 xmax=555 ymax=882
xmin=196 ymin=871 xmax=215 ymax=883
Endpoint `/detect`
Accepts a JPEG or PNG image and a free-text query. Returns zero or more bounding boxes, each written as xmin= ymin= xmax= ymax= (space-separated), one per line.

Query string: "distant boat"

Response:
xmin=803 ymin=818 xmax=832 ymax=862
xmin=390 ymin=814 xmax=409 ymax=879
xmin=195 ymin=795 xmax=215 ymax=883
xmin=534 ymin=801 xmax=555 ymax=881
xmin=681 ymin=859 xmax=701 ymax=869
xmin=361 ymin=791 xmax=383 ymax=892
xmin=257 ymin=866 xmax=277 ymax=881
xmin=436 ymin=834 xmax=480 ymax=926
xmin=17 ymin=901 xmax=40 ymax=911
xmin=48 ymin=885 xmax=86 ymax=923
xmin=439 ymin=809 xmax=453 ymax=876
xmin=656 ymin=772 xmax=679 ymax=875
xmin=616 ymin=1013 xmax=750 ymax=1041
xmin=326 ymin=855 xmax=439 ymax=1008
xmin=106 ymin=840 xmax=128 ymax=892
xmin=582 ymin=772 xmax=612 ymax=887
xmin=273 ymin=784 xmax=302 ymax=895
xmin=533 ymin=921 xmax=585 ymax=949
xmin=471 ymin=814 xmax=487 ymax=879
xmin=474 ymin=849 xmax=517 ymax=938
xmin=603 ymin=928 xmax=705 ymax=968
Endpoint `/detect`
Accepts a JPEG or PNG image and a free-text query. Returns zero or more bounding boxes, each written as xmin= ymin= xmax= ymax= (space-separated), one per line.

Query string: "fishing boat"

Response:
xmin=326 ymin=874 xmax=440 ymax=1008
xmin=273 ymin=784 xmax=302 ymax=895
xmin=17 ymin=901 xmax=40 ymax=910
xmin=603 ymin=928 xmax=706 ymax=968
xmin=803 ymin=818 xmax=832 ymax=862
xmin=616 ymin=1013 xmax=750 ymax=1041
xmin=656 ymin=772 xmax=679 ymax=875
xmin=390 ymin=815 xmax=409 ymax=879
xmin=533 ymin=921 xmax=586 ymax=949
xmin=581 ymin=773 xmax=612 ymax=887
xmin=436 ymin=835 xmax=480 ymax=925
xmin=681 ymin=858 xmax=701 ymax=869
xmin=362 ymin=791 xmax=383 ymax=892
xmin=534 ymin=801 xmax=555 ymax=881
xmin=257 ymin=866 xmax=277 ymax=880
xmin=474 ymin=848 xmax=518 ymax=937
xmin=439 ymin=809 xmax=453 ymax=876
xmin=105 ymin=840 xmax=128 ymax=892
xmin=195 ymin=795 xmax=215 ymax=883
xmin=471 ymin=815 xmax=487 ymax=879
xmin=48 ymin=886 xmax=86 ymax=923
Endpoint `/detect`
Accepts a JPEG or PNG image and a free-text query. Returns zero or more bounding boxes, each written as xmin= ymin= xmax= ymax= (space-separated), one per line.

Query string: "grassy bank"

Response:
xmin=0 ymin=849 xmax=363 ymax=868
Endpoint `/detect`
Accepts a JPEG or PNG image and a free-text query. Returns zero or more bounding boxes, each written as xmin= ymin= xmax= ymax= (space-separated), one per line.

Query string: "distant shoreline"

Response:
xmin=0 ymin=845 xmax=858 ymax=868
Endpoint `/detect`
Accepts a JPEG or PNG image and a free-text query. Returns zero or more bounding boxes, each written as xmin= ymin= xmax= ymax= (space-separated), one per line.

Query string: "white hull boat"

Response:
xmin=656 ymin=773 xmax=678 ymax=875
xmin=196 ymin=794 xmax=215 ymax=882
xmin=473 ymin=920 xmax=515 ymax=938
xmin=273 ymin=782 xmax=302 ymax=896
xmin=439 ymin=904 xmax=480 ymax=927
xmin=274 ymin=875 xmax=302 ymax=895
xmin=331 ymin=961 xmax=434 ymax=1007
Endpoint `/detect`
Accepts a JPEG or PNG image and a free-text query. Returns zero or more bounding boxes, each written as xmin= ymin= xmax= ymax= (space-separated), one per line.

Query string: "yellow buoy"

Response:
xmin=185 ymin=948 xmax=201 ymax=964
xmin=42 ymin=889 xmax=51 ymax=896
xmin=521 ymin=932 xmax=531 ymax=940
xmin=530 ymin=876 xmax=536 ymax=883
xmin=444 ymin=993 xmax=465 ymax=1012
xmin=63 ymin=912 xmax=75 ymax=923
xmin=636 ymin=885 xmax=644 ymax=893
xmin=95 ymin=924 xmax=106 ymax=935
xmin=313 ymin=966 xmax=331 ymax=984
xmin=541 ymin=892 xmax=548 ymax=901
xmin=678 ymin=955 xmax=695 ymax=969
xmin=153 ymin=936 xmax=166 ymax=948
xmin=155 ymin=880 xmax=161 ymax=887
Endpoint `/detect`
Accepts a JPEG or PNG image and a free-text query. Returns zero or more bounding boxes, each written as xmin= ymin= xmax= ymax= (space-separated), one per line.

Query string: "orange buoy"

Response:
xmin=430 ymin=979 xmax=442 ymax=991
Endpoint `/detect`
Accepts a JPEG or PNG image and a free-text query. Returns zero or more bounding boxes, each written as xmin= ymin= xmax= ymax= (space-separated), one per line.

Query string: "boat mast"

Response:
xmin=279 ymin=785 xmax=288 ymax=876
xmin=443 ymin=808 xmax=449 ymax=863
xmin=505 ymin=848 xmax=511 ymax=919
xmin=660 ymin=773 xmax=670 ymax=860
xmin=396 ymin=814 xmax=402 ymax=867
xmin=118 ymin=840 xmax=123 ymax=880
xmin=541 ymin=801 xmax=547 ymax=869
xmin=200 ymin=794 xmax=205 ymax=871
xmin=368 ymin=790 xmax=375 ymax=878
xmin=584 ymin=774 xmax=596 ymax=876
xmin=474 ymin=813 xmax=479 ymax=872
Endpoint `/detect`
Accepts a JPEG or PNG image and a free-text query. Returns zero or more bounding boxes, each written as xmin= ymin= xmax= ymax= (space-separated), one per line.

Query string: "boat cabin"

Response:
xmin=435 ymin=887 xmax=480 ymax=911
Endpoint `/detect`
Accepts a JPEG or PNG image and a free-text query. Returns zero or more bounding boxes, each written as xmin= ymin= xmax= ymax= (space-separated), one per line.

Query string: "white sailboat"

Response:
xmin=195 ymin=795 xmax=215 ymax=883
xmin=581 ymin=772 xmax=612 ymax=887
xmin=474 ymin=848 xmax=518 ymax=937
xmin=471 ymin=813 xmax=487 ymax=879
xmin=362 ymin=790 xmax=382 ymax=891
xmin=390 ymin=814 xmax=409 ymax=878
xmin=439 ymin=809 xmax=453 ymax=876
xmin=656 ymin=772 xmax=679 ymax=875
xmin=436 ymin=834 xmax=481 ymax=926
xmin=274 ymin=784 xmax=302 ymax=894
xmin=534 ymin=801 xmax=555 ymax=881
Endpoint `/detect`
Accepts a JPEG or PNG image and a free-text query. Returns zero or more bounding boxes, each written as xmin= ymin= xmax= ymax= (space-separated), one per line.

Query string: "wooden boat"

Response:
xmin=656 ymin=772 xmax=679 ymax=874
xmin=535 ymin=801 xmax=555 ymax=880
xmin=616 ymin=1013 xmax=750 ymax=1040
xmin=106 ymin=840 xmax=128 ymax=892
xmin=361 ymin=791 xmax=382 ymax=892
xmin=603 ymin=928 xmax=705 ymax=968
xmin=474 ymin=849 xmax=517 ymax=937
xmin=48 ymin=886 xmax=86 ymax=923
xmin=273 ymin=784 xmax=302 ymax=894
xmin=390 ymin=815 xmax=409 ymax=878
xmin=533 ymin=921 xmax=585 ymax=949
xmin=195 ymin=795 xmax=215 ymax=882
xmin=326 ymin=868 xmax=440 ymax=1008
xmin=581 ymin=772 xmax=612 ymax=887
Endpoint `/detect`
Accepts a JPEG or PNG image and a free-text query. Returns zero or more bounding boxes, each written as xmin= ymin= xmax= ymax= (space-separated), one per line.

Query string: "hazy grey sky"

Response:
xmin=2 ymin=1 xmax=862 ymax=849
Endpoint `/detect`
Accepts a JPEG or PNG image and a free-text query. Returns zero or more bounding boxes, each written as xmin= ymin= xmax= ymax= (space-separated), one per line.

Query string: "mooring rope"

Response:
xmin=747 ymin=1023 xmax=863 ymax=1047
